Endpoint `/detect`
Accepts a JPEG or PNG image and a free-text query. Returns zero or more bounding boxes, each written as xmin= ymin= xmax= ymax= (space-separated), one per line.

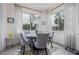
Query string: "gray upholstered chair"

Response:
xmin=48 ymin=32 xmax=54 ymax=48
xmin=18 ymin=33 xmax=30 ymax=55
xmin=33 ymin=33 xmax=49 ymax=55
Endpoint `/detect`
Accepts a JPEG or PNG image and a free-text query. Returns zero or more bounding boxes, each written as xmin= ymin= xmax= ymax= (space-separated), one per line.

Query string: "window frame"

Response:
xmin=51 ymin=10 xmax=64 ymax=31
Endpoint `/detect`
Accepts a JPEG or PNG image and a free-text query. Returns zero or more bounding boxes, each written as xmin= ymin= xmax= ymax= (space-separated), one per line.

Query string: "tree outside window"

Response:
xmin=51 ymin=11 xmax=64 ymax=31
xmin=23 ymin=13 xmax=38 ymax=30
xmin=23 ymin=13 xmax=30 ymax=30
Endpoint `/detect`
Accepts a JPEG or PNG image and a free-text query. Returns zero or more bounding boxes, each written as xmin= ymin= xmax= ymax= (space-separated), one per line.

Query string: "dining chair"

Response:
xmin=33 ymin=33 xmax=49 ymax=55
xmin=18 ymin=33 xmax=30 ymax=55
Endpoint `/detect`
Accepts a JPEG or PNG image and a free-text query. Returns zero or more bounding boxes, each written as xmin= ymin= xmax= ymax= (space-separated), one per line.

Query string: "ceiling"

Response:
xmin=17 ymin=3 xmax=62 ymax=12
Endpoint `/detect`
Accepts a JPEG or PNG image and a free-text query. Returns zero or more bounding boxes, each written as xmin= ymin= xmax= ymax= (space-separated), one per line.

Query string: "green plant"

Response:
xmin=54 ymin=12 xmax=64 ymax=30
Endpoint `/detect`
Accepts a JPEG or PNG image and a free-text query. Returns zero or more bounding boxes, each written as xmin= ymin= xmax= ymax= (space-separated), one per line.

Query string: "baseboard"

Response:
xmin=52 ymin=41 xmax=79 ymax=55
xmin=6 ymin=43 xmax=20 ymax=49
xmin=53 ymin=41 xmax=79 ymax=55
xmin=52 ymin=41 xmax=66 ymax=47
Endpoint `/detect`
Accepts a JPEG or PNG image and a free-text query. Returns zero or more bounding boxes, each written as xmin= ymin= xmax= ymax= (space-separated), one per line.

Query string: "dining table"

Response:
xmin=22 ymin=31 xmax=37 ymax=47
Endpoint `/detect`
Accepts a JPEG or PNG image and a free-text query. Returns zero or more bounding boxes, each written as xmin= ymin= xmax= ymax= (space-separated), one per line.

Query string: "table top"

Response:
xmin=22 ymin=32 xmax=36 ymax=42
xmin=25 ymin=33 xmax=36 ymax=37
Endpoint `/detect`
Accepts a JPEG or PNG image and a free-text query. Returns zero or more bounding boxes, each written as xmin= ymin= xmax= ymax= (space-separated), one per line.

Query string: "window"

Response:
xmin=23 ymin=13 xmax=30 ymax=30
xmin=30 ymin=14 xmax=38 ymax=30
xmin=51 ymin=11 xmax=64 ymax=31
xmin=23 ymin=13 xmax=38 ymax=30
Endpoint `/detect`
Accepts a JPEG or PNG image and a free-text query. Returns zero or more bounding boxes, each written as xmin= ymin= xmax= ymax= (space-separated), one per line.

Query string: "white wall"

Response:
xmin=53 ymin=31 xmax=65 ymax=45
xmin=0 ymin=4 xmax=20 ymax=51
xmin=5 ymin=4 xmax=20 ymax=45
xmin=0 ymin=4 xmax=7 ymax=51
xmin=37 ymin=12 xmax=51 ymax=33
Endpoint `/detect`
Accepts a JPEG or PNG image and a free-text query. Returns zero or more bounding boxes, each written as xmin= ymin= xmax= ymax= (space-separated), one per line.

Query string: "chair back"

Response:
xmin=34 ymin=33 xmax=49 ymax=49
xmin=18 ymin=33 xmax=30 ymax=46
xmin=51 ymin=32 xmax=54 ymax=39
xmin=49 ymin=32 xmax=54 ymax=39
xmin=18 ymin=33 xmax=25 ymax=45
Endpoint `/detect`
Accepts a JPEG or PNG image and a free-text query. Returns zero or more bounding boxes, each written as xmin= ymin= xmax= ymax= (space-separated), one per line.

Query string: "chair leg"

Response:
xmin=21 ymin=45 xmax=23 ymax=54
xmin=37 ymin=50 xmax=39 ymax=55
xmin=45 ymin=48 xmax=48 ymax=55
xmin=48 ymin=42 xmax=49 ymax=45
xmin=51 ymin=41 xmax=53 ymax=48
xmin=21 ymin=46 xmax=23 ymax=53
xmin=23 ymin=46 xmax=25 ymax=55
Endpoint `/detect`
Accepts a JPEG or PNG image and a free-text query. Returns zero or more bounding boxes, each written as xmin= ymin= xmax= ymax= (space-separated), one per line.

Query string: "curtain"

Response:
xmin=15 ymin=6 xmax=23 ymax=33
xmin=75 ymin=4 xmax=79 ymax=51
xmin=64 ymin=3 xmax=76 ymax=49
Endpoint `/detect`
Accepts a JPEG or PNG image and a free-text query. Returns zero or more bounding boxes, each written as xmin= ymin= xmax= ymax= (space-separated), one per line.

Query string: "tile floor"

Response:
xmin=47 ymin=43 xmax=74 ymax=55
xmin=0 ymin=43 xmax=74 ymax=55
